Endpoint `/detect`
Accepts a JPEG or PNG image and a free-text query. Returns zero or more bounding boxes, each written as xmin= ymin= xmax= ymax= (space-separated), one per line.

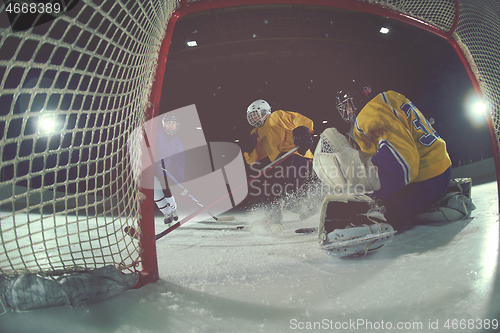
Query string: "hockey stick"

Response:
xmin=295 ymin=227 xmax=318 ymax=234
xmin=125 ymin=209 xmax=214 ymax=240
xmin=183 ymin=225 xmax=245 ymax=231
xmin=153 ymin=147 xmax=300 ymax=240
xmin=125 ymin=208 xmax=223 ymax=240
xmin=160 ymin=166 xmax=235 ymax=222
xmin=256 ymin=146 xmax=299 ymax=174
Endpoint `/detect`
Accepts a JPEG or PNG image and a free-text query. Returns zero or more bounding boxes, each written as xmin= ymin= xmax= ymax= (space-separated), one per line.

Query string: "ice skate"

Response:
xmin=154 ymin=191 xmax=178 ymax=226
xmin=162 ymin=196 xmax=178 ymax=225
xmin=163 ymin=209 xmax=178 ymax=226
xmin=285 ymin=195 xmax=317 ymax=220
xmin=265 ymin=208 xmax=283 ymax=224
xmin=413 ymin=177 xmax=476 ymax=223
xmin=298 ymin=205 xmax=317 ymax=220
xmin=261 ymin=207 xmax=283 ymax=231
xmin=251 ymin=206 xmax=283 ymax=235
xmin=318 ymin=193 xmax=395 ymax=256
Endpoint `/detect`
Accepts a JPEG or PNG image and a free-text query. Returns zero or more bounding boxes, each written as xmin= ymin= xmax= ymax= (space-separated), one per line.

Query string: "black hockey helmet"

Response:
xmin=335 ymin=78 xmax=372 ymax=122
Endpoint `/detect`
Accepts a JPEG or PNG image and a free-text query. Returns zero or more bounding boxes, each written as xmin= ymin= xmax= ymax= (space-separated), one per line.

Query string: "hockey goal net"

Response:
xmin=0 ymin=0 xmax=499 ymax=306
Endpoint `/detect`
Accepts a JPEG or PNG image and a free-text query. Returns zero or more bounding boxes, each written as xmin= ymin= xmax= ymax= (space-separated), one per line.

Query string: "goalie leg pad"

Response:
xmin=413 ymin=177 xmax=476 ymax=223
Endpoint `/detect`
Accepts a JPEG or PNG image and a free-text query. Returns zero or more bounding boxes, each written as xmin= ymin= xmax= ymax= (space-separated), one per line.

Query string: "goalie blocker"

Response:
xmin=318 ymin=193 xmax=396 ymax=256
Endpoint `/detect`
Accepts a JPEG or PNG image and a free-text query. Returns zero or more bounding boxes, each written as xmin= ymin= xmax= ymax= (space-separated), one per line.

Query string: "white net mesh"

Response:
xmin=0 ymin=0 xmax=178 ymax=276
xmin=367 ymin=0 xmax=500 ymax=159
xmin=0 ymin=0 xmax=498 ymax=281
xmin=367 ymin=0 xmax=457 ymax=32
xmin=453 ymin=0 xmax=500 ymax=155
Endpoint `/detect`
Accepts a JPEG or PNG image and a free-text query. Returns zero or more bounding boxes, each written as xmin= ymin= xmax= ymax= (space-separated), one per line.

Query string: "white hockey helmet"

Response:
xmin=246 ymin=99 xmax=271 ymax=127
xmin=162 ymin=114 xmax=180 ymax=135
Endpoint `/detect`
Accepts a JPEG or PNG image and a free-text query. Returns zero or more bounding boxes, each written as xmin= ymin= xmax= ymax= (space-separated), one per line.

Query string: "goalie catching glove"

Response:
xmin=318 ymin=193 xmax=395 ymax=256
xmin=292 ymin=126 xmax=313 ymax=155
xmin=313 ymin=127 xmax=380 ymax=193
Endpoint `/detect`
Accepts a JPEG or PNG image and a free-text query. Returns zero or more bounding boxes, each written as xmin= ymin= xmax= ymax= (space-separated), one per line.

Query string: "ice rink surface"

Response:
xmin=1 ymin=180 xmax=499 ymax=333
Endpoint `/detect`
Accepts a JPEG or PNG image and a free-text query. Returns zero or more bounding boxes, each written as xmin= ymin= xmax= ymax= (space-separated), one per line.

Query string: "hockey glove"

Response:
xmin=292 ymin=126 xmax=313 ymax=155
xmin=242 ymin=132 xmax=258 ymax=153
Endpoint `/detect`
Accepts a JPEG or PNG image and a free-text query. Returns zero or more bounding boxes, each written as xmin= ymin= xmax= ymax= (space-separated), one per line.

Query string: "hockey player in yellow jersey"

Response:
xmin=242 ymin=99 xmax=315 ymax=223
xmin=312 ymin=79 xmax=452 ymax=256
xmin=351 ymin=90 xmax=451 ymax=188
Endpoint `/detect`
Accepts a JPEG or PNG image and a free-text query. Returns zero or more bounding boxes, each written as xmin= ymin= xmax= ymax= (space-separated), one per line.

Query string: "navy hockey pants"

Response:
xmin=381 ymin=167 xmax=452 ymax=229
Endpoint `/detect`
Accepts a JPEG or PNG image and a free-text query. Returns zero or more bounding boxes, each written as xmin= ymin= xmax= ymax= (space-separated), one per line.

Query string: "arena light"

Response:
xmin=187 ymin=40 xmax=197 ymax=47
xmin=465 ymin=91 xmax=488 ymax=125
xmin=380 ymin=27 xmax=390 ymax=34
xmin=473 ymin=100 xmax=487 ymax=115
xmin=39 ymin=115 xmax=56 ymax=134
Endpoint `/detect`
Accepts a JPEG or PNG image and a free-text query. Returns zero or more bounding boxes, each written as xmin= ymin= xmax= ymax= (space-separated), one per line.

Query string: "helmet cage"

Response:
xmin=336 ymin=84 xmax=372 ymax=122
xmin=336 ymin=96 xmax=357 ymax=122
xmin=247 ymin=109 xmax=270 ymax=127
xmin=246 ymin=99 xmax=271 ymax=127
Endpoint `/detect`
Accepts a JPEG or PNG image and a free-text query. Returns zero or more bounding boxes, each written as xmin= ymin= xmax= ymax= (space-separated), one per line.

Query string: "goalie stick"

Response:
xmin=295 ymin=227 xmax=318 ymax=234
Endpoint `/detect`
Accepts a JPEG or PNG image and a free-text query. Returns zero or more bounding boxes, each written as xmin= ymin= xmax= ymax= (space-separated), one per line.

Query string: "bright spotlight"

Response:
xmin=465 ymin=91 xmax=487 ymax=125
xmin=39 ymin=115 xmax=56 ymax=133
xmin=473 ymin=101 xmax=487 ymax=115
xmin=380 ymin=27 xmax=390 ymax=34
xmin=187 ymin=40 xmax=197 ymax=47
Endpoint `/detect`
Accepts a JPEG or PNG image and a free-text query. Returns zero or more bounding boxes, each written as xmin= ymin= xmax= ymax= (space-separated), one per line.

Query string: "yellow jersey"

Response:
xmin=354 ymin=91 xmax=451 ymax=188
xmin=244 ymin=110 xmax=314 ymax=164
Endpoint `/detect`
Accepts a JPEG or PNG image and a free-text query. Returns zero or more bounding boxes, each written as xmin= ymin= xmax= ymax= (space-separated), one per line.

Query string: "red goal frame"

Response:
xmin=138 ymin=0 xmax=500 ymax=286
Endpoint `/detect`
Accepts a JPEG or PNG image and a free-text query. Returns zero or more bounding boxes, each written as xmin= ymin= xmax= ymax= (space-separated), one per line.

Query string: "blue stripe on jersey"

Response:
xmin=381 ymin=92 xmax=388 ymax=104
xmin=372 ymin=139 xmax=411 ymax=198
xmin=381 ymin=92 xmax=401 ymax=121
xmin=379 ymin=139 xmax=411 ymax=184
xmin=355 ymin=118 xmax=365 ymax=135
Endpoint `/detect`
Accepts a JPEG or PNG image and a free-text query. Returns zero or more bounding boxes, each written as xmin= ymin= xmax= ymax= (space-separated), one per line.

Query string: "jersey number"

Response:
xmin=400 ymin=102 xmax=440 ymax=147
